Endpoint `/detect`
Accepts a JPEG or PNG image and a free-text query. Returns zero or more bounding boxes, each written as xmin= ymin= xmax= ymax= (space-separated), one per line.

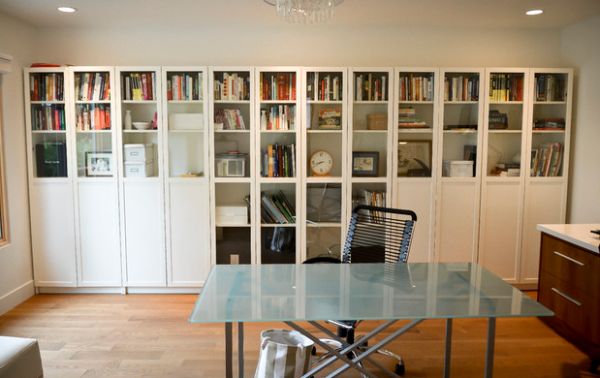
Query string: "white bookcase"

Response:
xmin=478 ymin=68 xmax=529 ymax=282
xmin=209 ymin=67 xmax=255 ymax=266
xmin=115 ymin=66 xmax=166 ymax=287
xmin=254 ymin=67 xmax=301 ymax=264
xmin=348 ymin=68 xmax=394 ymax=226
xmin=301 ymin=67 xmax=348 ymax=262
xmin=162 ymin=67 xmax=210 ymax=287
xmin=435 ymin=68 xmax=484 ymax=263
xmin=392 ymin=67 xmax=439 ymax=263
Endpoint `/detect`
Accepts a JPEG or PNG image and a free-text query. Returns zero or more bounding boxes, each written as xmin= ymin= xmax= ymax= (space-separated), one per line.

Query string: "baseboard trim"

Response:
xmin=0 ymin=280 xmax=35 ymax=315
xmin=126 ymin=287 xmax=201 ymax=294
xmin=37 ymin=287 xmax=125 ymax=294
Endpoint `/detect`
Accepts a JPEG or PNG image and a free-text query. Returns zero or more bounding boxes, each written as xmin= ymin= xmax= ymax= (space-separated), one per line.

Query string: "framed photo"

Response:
xmin=397 ymin=140 xmax=432 ymax=177
xmin=86 ymin=152 xmax=113 ymax=177
xmin=352 ymin=151 xmax=379 ymax=177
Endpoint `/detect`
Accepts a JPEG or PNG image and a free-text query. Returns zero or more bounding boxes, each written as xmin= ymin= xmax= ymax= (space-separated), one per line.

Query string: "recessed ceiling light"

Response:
xmin=57 ymin=6 xmax=77 ymax=13
xmin=526 ymin=9 xmax=544 ymax=16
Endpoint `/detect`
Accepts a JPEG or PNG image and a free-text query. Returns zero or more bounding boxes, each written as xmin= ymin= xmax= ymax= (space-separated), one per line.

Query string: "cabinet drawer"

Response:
xmin=538 ymin=271 xmax=600 ymax=344
xmin=540 ymin=234 xmax=599 ymax=292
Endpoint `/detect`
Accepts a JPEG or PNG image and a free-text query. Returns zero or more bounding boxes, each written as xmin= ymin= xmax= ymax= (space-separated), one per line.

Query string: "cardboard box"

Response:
xmin=124 ymin=161 xmax=154 ymax=177
xmin=216 ymin=206 xmax=248 ymax=225
xmin=367 ymin=113 xmax=387 ymax=130
xmin=124 ymin=144 xmax=154 ymax=162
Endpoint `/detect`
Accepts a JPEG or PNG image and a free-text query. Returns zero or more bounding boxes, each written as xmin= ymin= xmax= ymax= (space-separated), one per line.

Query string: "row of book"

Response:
xmin=261 ymin=191 xmax=295 ymax=224
xmin=534 ymin=74 xmax=566 ymax=102
xmin=214 ymin=73 xmax=250 ymax=101
xmin=398 ymin=107 xmax=428 ymax=128
xmin=32 ymin=104 xmax=65 ymax=131
xmin=214 ymin=108 xmax=246 ymax=130
xmin=76 ymin=104 xmax=111 ymax=131
xmin=261 ymin=143 xmax=296 ymax=178
xmin=444 ymin=75 xmax=479 ymax=101
xmin=260 ymin=73 xmax=296 ymax=101
xmin=167 ymin=73 xmax=203 ymax=101
xmin=489 ymin=74 xmax=523 ymax=102
xmin=399 ymin=74 xmax=434 ymax=102
xmin=355 ymin=73 xmax=387 ymax=101
xmin=533 ymin=118 xmax=565 ymax=130
xmin=30 ymin=73 xmax=64 ymax=101
xmin=260 ymin=105 xmax=295 ymax=130
xmin=122 ymin=72 xmax=156 ymax=101
xmin=307 ymin=73 xmax=343 ymax=101
xmin=74 ymin=72 xmax=110 ymax=101
xmin=531 ymin=142 xmax=563 ymax=177
xmin=353 ymin=190 xmax=386 ymax=218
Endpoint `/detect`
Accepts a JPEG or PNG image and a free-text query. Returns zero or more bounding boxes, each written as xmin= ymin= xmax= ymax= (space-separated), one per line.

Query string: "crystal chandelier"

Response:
xmin=264 ymin=0 xmax=343 ymax=24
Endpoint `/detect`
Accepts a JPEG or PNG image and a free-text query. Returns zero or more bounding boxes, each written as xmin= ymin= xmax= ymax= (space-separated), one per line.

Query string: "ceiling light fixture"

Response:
xmin=57 ymin=6 xmax=77 ymax=13
xmin=526 ymin=9 xmax=544 ymax=16
xmin=264 ymin=0 xmax=343 ymax=24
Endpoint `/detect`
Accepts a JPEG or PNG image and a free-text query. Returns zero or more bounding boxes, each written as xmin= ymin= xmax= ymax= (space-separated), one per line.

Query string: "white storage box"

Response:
xmin=124 ymin=144 xmax=154 ymax=162
xmin=216 ymin=206 xmax=248 ymax=225
xmin=443 ymin=160 xmax=474 ymax=177
xmin=124 ymin=161 xmax=154 ymax=177
xmin=169 ymin=113 xmax=204 ymax=131
xmin=215 ymin=153 xmax=247 ymax=177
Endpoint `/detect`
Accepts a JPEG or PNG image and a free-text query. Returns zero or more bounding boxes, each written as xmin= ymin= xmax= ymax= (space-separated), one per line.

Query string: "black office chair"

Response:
xmin=304 ymin=205 xmax=417 ymax=376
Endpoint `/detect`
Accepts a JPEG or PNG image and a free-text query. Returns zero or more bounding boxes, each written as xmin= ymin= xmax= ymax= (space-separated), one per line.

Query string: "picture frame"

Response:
xmin=86 ymin=151 xmax=113 ymax=177
xmin=352 ymin=151 xmax=379 ymax=177
xmin=397 ymin=140 xmax=432 ymax=177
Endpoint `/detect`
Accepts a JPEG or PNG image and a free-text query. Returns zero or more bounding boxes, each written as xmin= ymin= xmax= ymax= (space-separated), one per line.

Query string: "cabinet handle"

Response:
xmin=553 ymin=251 xmax=585 ymax=267
xmin=551 ymin=287 xmax=582 ymax=306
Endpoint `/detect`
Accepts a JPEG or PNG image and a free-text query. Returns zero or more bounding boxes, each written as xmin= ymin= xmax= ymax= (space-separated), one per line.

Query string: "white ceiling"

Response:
xmin=0 ymin=0 xmax=599 ymax=30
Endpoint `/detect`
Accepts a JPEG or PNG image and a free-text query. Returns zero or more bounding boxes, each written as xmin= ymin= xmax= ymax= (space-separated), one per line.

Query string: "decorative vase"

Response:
xmin=124 ymin=109 xmax=132 ymax=130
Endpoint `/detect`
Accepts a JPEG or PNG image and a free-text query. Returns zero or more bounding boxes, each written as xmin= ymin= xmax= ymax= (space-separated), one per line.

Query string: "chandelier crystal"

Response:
xmin=264 ymin=0 xmax=343 ymax=24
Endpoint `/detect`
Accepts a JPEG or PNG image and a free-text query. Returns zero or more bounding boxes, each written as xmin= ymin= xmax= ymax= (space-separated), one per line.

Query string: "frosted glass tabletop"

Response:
xmin=189 ymin=263 xmax=552 ymax=323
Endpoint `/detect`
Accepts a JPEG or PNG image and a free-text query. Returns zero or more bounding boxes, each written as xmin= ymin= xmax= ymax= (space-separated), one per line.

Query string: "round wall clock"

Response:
xmin=310 ymin=150 xmax=333 ymax=176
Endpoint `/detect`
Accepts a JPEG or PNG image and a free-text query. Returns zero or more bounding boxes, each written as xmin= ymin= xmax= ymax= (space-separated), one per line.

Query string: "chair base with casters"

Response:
xmin=303 ymin=205 xmax=417 ymax=376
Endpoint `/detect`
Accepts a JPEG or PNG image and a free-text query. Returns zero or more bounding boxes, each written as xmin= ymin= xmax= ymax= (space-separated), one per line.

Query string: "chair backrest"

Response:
xmin=342 ymin=205 xmax=417 ymax=264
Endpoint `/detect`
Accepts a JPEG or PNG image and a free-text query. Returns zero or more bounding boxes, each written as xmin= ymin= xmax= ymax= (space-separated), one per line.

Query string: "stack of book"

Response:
xmin=490 ymin=163 xmax=520 ymax=177
xmin=167 ymin=73 xmax=202 ymax=101
xmin=489 ymin=110 xmax=508 ymax=129
xmin=32 ymin=104 xmax=65 ymax=130
xmin=260 ymin=72 xmax=296 ymax=101
xmin=214 ymin=73 xmax=249 ymax=101
xmin=307 ymin=73 xmax=342 ymax=101
xmin=316 ymin=108 xmax=341 ymax=130
xmin=261 ymin=143 xmax=296 ymax=178
xmin=531 ymin=142 xmax=563 ymax=177
xmin=122 ymin=72 xmax=155 ymax=101
xmin=214 ymin=108 xmax=246 ymax=130
xmin=489 ymin=74 xmax=523 ymax=101
xmin=398 ymin=107 xmax=428 ymax=128
xmin=533 ymin=118 xmax=565 ymax=130
xmin=535 ymin=74 xmax=566 ymax=102
xmin=444 ymin=75 xmax=479 ymax=101
xmin=355 ymin=73 xmax=387 ymax=101
xmin=74 ymin=72 xmax=110 ymax=101
xmin=260 ymin=105 xmax=295 ymax=130
xmin=76 ymin=104 xmax=111 ymax=131
xmin=261 ymin=191 xmax=295 ymax=224
xmin=30 ymin=73 xmax=64 ymax=101
xmin=399 ymin=74 xmax=433 ymax=101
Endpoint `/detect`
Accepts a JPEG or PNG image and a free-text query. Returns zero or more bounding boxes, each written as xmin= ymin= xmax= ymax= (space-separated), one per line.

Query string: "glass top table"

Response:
xmin=190 ymin=262 xmax=552 ymax=323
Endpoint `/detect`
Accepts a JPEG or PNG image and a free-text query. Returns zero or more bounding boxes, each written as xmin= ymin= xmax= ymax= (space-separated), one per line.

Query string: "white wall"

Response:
xmin=561 ymin=15 xmax=600 ymax=223
xmin=0 ymin=12 xmax=36 ymax=315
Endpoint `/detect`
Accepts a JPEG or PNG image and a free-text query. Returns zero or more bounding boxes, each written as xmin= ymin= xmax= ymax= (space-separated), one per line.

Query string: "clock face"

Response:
xmin=310 ymin=150 xmax=333 ymax=176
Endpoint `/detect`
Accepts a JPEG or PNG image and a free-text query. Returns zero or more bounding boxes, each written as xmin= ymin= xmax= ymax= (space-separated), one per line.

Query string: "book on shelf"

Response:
xmin=307 ymin=72 xmax=342 ymax=101
xmin=260 ymin=105 xmax=295 ymax=130
xmin=352 ymin=189 xmax=386 ymax=218
xmin=488 ymin=110 xmax=508 ymax=129
xmin=398 ymin=107 xmax=428 ymax=128
xmin=489 ymin=73 xmax=523 ymax=102
xmin=535 ymin=74 xmax=566 ymax=102
xmin=533 ymin=118 xmax=565 ymax=130
xmin=261 ymin=190 xmax=295 ymax=224
xmin=74 ymin=72 xmax=110 ymax=101
xmin=167 ymin=72 xmax=202 ymax=101
xmin=490 ymin=162 xmax=520 ymax=177
xmin=260 ymin=72 xmax=296 ymax=101
xmin=316 ymin=108 xmax=341 ymax=130
xmin=531 ymin=142 xmax=563 ymax=177
xmin=35 ymin=142 xmax=67 ymax=177
xmin=214 ymin=108 xmax=246 ymax=130
xmin=122 ymin=72 xmax=155 ymax=101
xmin=76 ymin=104 xmax=111 ymax=131
xmin=29 ymin=73 xmax=64 ymax=101
xmin=31 ymin=104 xmax=65 ymax=131
xmin=214 ymin=72 xmax=249 ymax=101
xmin=355 ymin=73 xmax=387 ymax=101
xmin=444 ymin=74 xmax=479 ymax=101
xmin=400 ymin=73 xmax=433 ymax=102
xmin=261 ymin=143 xmax=296 ymax=178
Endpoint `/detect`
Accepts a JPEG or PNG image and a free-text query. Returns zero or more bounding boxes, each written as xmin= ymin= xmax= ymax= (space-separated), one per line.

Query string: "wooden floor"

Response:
xmin=0 ymin=294 xmax=595 ymax=378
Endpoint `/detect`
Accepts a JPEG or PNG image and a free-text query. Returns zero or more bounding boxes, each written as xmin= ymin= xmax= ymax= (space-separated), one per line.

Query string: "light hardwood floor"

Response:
xmin=0 ymin=294 xmax=594 ymax=377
